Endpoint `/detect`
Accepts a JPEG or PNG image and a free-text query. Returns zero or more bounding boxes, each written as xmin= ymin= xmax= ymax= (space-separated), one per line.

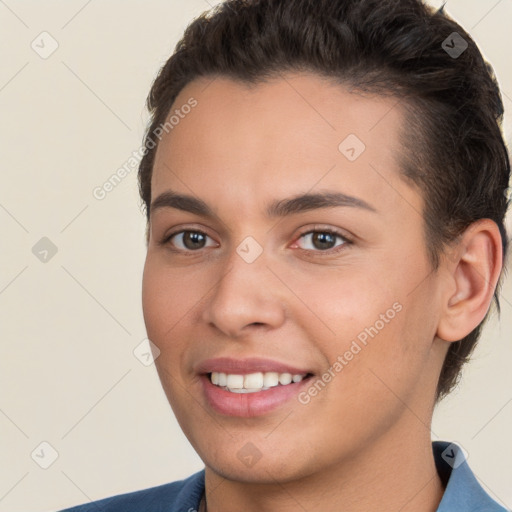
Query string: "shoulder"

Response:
xmin=56 ymin=470 xmax=205 ymax=512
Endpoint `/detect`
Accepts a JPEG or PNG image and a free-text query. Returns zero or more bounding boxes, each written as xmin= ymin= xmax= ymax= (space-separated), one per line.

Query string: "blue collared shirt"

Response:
xmin=58 ymin=441 xmax=508 ymax=511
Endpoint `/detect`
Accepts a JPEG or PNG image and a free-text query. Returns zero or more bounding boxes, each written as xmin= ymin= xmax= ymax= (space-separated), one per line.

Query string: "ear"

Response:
xmin=436 ymin=219 xmax=503 ymax=342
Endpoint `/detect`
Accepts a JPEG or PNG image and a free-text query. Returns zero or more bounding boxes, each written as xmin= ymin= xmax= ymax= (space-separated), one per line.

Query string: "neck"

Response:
xmin=203 ymin=422 xmax=444 ymax=512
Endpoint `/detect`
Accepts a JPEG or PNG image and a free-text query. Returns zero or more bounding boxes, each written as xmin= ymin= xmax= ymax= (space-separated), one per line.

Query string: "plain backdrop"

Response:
xmin=0 ymin=1 xmax=511 ymax=511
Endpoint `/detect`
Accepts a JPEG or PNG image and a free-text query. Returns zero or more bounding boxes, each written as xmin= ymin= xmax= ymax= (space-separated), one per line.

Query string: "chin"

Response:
xmin=203 ymin=453 xmax=312 ymax=485
xmin=192 ymin=429 xmax=335 ymax=486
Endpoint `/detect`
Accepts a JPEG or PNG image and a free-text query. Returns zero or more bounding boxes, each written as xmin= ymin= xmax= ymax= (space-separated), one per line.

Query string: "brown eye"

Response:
xmin=311 ymin=232 xmax=337 ymax=250
xmin=166 ymin=230 xmax=216 ymax=251
xmin=296 ymin=230 xmax=348 ymax=252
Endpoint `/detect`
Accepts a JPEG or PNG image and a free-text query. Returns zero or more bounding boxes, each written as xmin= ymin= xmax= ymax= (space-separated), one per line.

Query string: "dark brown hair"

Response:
xmin=138 ymin=0 xmax=510 ymax=401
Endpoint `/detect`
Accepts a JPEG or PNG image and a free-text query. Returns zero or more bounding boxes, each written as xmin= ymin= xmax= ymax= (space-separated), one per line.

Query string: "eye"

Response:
xmin=163 ymin=230 xmax=218 ymax=251
xmin=294 ymin=228 xmax=350 ymax=253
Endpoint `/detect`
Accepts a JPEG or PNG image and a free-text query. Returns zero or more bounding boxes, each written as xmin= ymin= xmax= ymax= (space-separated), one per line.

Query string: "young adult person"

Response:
xmin=60 ymin=0 xmax=510 ymax=510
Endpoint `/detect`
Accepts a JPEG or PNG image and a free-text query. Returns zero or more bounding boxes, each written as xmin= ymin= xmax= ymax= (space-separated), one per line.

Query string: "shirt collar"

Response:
xmin=433 ymin=440 xmax=507 ymax=511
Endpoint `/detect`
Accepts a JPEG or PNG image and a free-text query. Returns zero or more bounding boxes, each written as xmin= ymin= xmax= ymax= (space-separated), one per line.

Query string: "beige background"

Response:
xmin=0 ymin=1 xmax=511 ymax=511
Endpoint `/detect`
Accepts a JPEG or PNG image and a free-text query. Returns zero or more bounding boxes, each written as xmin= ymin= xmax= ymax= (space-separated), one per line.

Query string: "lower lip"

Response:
xmin=200 ymin=375 xmax=311 ymax=417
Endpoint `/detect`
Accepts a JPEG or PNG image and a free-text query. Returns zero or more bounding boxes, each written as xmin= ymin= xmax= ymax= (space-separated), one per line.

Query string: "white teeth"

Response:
xmin=217 ymin=372 xmax=227 ymax=387
xmin=228 ymin=388 xmax=264 ymax=393
xmin=244 ymin=373 xmax=264 ymax=389
xmin=263 ymin=372 xmax=279 ymax=388
xmin=279 ymin=373 xmax=292 ymax=385
xmin=210 ymin=371 xmax=307 ymax=393
xmin=226 ymin=374 xmax=244 ymax=389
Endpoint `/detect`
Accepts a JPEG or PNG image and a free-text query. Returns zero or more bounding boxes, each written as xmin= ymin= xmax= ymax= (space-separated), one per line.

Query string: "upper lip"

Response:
xmin=195 ymin=357 xmax=312 ymax=376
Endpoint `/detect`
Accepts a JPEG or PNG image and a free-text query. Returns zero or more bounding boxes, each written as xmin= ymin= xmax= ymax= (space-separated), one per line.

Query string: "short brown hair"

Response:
xmin=138 ymin=0 xmax=510 ymax=401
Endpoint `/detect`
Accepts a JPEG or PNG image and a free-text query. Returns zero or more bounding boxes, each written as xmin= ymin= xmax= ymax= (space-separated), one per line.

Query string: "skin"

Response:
xmin=141 ymin=72 xmax=502 ymax=512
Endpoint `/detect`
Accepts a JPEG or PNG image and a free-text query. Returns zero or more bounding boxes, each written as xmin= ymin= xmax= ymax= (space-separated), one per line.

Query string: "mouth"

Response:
xmin=196 ymin=358 xmax=315 ymax=417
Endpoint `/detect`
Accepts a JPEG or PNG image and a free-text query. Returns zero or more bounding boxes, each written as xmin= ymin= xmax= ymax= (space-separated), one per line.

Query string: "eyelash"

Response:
xmin=160 ymin=226 xmax=352 ymax=256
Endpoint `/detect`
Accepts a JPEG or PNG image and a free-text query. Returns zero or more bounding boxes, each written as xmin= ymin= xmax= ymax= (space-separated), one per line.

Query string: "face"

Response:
xmin=142 ymin=73 xmax=447 ymax=483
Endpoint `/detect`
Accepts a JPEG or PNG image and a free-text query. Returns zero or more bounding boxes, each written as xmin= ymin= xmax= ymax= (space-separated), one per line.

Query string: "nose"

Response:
xmin=200 ymin=248 xmax=286 ymax=339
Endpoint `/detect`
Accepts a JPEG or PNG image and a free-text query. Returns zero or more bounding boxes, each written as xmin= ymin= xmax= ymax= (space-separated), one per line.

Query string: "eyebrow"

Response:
xmin=150 ymin=189 xmax=377 ymax=219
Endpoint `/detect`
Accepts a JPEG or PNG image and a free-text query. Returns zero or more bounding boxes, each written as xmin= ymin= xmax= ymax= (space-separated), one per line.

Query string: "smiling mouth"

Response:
xmin=209 ymin=371 xmax=314 ymax=393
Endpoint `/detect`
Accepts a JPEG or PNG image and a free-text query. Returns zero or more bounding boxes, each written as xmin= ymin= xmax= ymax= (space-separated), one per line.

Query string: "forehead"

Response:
xmin=151 ymin=72 xmax=416 ymax=218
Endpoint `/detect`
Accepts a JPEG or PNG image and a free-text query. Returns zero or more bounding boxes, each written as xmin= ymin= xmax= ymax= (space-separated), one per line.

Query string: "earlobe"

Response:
xmin=436 ymin=219 xmax=503 ymax=343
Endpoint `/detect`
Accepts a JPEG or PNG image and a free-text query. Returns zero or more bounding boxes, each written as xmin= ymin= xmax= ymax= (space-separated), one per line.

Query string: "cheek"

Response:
xmin=285 ymin=263 xmax=401 ymax=345
xmin=141 ymin=256 xmax=202 ymax=408
xmin=286 ymin=261 xmax=432 ymax=392
xmin=141 ymin=254 xmax=204 ymax=342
